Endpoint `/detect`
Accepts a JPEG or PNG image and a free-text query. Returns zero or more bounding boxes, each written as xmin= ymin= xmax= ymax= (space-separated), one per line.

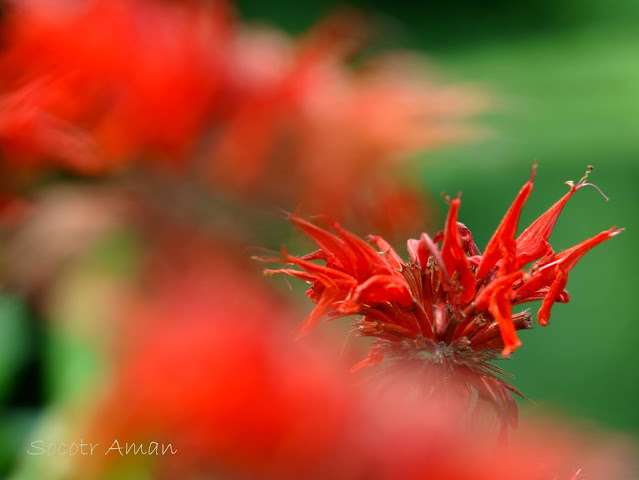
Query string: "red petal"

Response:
xmin=491 ymin=293 xmax=522 ymax=356
xmin=276 ymin=247 xmax=355 ymax=287
xmin=513 ymin=286 xmax=570 ymax=305
xmin=553 ymin=226 xmax=622 ymax=271
xmin=296 ymin=294 xmax=339 ymax=337
xmin=288 ymin=215 xmax=355 ymax=272
xmin=477 ymin=164 xmax=536 ymax=279
xmin=475 ymin=270 xmax=525 ymax=311
xmin=518 ymin=226 xmax=621 ymax=301
xmin=333 ymin=223 xmax=392 ymax=278
xmin=263 ymin=268 xmax=318 ymax=284
xmin=515 ymin=183 xmax=579 ymax=269
xmin=475 ymin=271 xmax=525 ymax=355
xmin=534 ymin=227 xmax=622 ymax=325
xmin=407 ymin=233 xmax=451 ymax=285
xmin=537 ymin=271 xmax=568 ymax=326
xmin=369 ymin=235 xmax=405 ymax=272
xmin=348 ymin=274 xmax=413 ymax=309
xmin=350 ymin=348 xmax=384 ymax=373
xmin=441 ymin=197 xmax=476 ymax=305
xmin=300 ymin=248 xmax=330 ymax=262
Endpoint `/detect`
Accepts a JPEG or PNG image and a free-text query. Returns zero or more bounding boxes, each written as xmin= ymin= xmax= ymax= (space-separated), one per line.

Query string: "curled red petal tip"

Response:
xmin=477 ymin=163 xmax=536 ymax=279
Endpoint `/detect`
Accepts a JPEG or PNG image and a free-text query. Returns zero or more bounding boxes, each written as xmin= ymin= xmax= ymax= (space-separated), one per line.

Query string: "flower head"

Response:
xmin=262 ymin=165 xmax=621 ymax=429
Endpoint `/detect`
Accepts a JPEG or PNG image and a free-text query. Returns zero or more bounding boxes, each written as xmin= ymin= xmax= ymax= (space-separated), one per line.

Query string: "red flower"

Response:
xmin=262 ymin=214 xmax=414 ymax=337
xmin=263 ymin=165 xmax=621 ymax=430
xmin=0 ymin=2 xmax=482 ymax=236
xmin=0 ymin=0 xmax=229 ymax=172
xmin=204 ymin=12 xmax=485 ymax=233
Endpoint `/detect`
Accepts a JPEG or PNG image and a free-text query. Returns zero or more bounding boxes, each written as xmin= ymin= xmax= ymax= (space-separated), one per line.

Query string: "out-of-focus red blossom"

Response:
xmin=0 ymin=0 xmax=482 ymax=234
xmin=262 ymin=165 xmax=622 ymax=432
xmin=0 ymin=0 xmax=230 ymax=172
xmin=80 ymin=243 xmax=633 ymax=480
xmin=78 ymin=239 xmax=346 ymax=478
xmin=210 ymin=14 xmax=483 ymax=228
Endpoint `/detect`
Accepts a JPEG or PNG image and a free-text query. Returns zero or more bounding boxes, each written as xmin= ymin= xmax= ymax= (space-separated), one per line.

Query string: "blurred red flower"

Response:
xmin=0 ymin=0 xmax=482 ymax=234
xmin=0 ymin=0 xmax=230 ymax=172
xmin=210 ymin=15 xmax=483 ymax=231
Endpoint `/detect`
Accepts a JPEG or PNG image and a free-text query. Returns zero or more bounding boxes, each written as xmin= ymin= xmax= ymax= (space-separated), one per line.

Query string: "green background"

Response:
xmin=237 ymin=0 xmax=639 ymax=433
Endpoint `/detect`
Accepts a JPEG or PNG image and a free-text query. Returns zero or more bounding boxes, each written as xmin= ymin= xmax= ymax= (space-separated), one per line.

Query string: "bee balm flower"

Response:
xmin=262 ymin=165 xmax=621 ymax=430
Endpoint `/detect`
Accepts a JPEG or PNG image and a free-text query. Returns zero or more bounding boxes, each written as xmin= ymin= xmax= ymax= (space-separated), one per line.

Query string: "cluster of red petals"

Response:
xmin=0 ymin=0 xmax=481 ymax=233
xmin=263 ymin=165 xmax=621 ymax=380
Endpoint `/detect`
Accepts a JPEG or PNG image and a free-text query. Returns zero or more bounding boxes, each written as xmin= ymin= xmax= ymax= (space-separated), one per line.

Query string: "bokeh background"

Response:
xmin=0 ymin=0 xmax=637 ymax=477
xmin=237 ymin=0 xmax=639 ymax=431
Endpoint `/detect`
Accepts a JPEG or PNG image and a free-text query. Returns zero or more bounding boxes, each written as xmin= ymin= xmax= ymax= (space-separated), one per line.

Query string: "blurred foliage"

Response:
xmin=0 ymin=230 xmax=142 ymax=476
xmin=0 ymin=294 xmax=34 ymax=473
xmin=44 ymin=229 xmax=141 ymax=406
xmin=238 ymin=0 xmax=639 ymax=434
xmin=237 ymin=0 xmax=639 ymax=46
xmin=0 ymin=294 xmax=30 ymax=404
